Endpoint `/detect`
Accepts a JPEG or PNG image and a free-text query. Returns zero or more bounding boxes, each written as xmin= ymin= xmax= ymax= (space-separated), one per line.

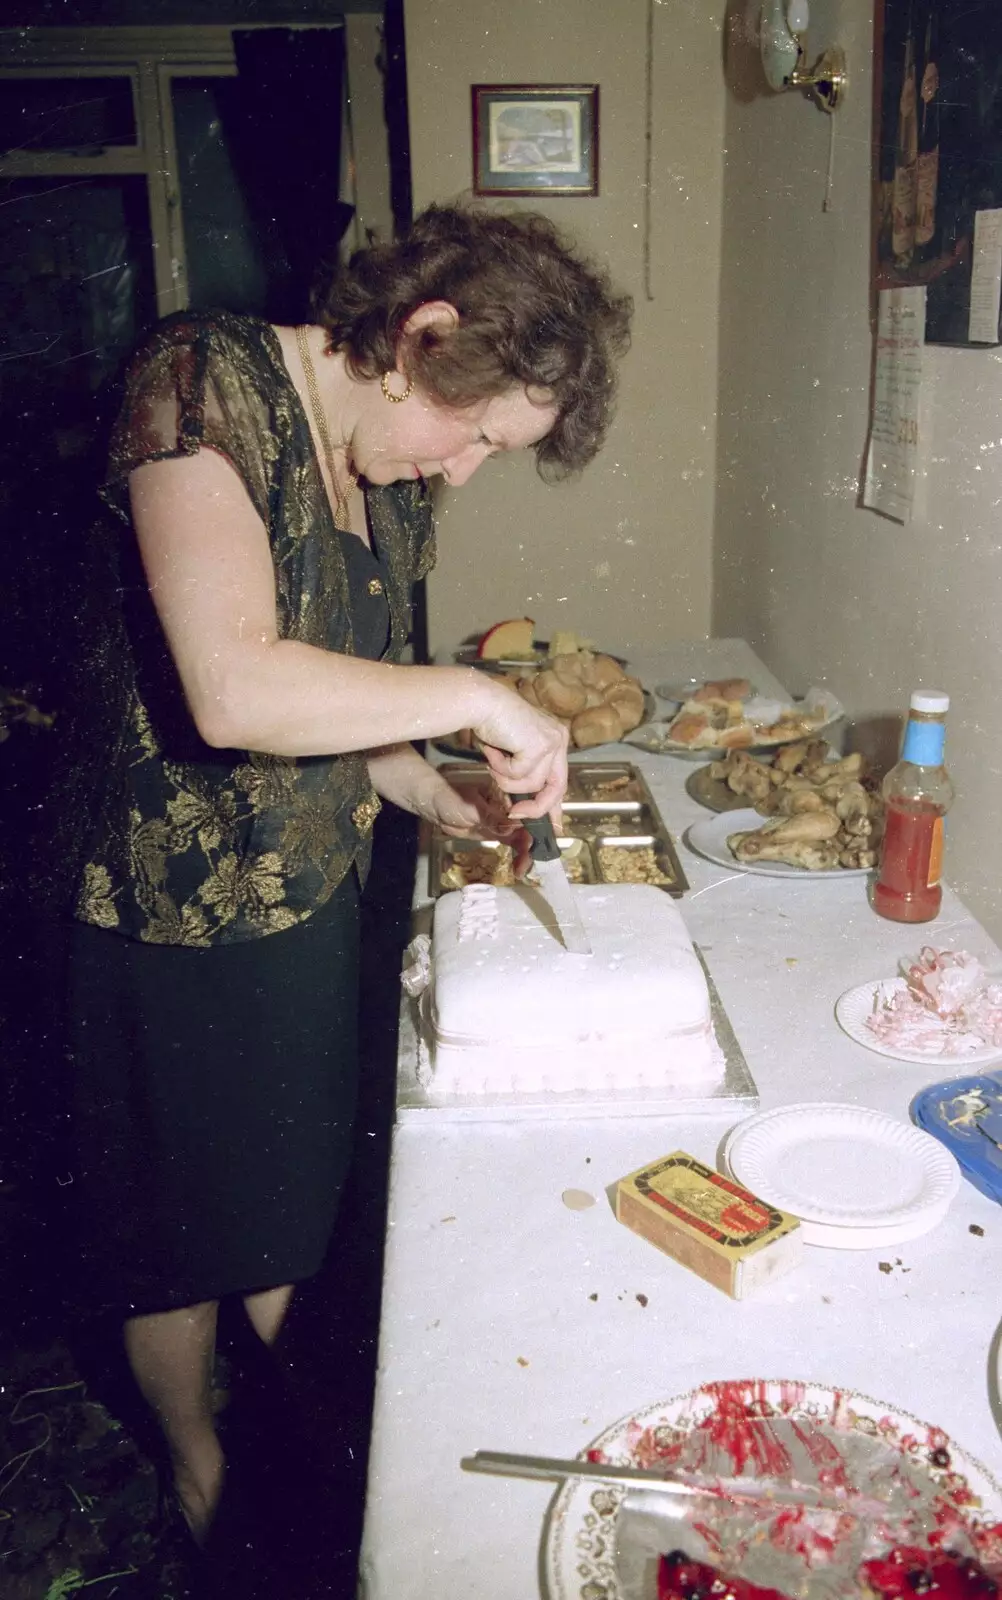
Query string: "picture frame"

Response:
xmin=471 ymin=84 xmax=599 ymax=197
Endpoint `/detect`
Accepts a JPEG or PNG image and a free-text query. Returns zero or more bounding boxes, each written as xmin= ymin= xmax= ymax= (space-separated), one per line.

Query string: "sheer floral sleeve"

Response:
xmin=101 ymin=312 xmax=280 ymax=528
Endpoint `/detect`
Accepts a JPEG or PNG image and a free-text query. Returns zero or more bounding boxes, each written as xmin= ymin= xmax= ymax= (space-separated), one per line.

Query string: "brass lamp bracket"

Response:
xmin=787 ymin=44 xmax=847 ymax=113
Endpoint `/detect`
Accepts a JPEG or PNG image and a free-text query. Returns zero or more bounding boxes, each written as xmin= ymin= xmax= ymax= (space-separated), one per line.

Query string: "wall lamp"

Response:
xmin=759 ymin=0 xmax=846 ymax=113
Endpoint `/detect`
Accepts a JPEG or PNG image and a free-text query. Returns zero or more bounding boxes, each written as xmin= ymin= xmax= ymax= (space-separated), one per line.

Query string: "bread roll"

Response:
xmin=716 ymin=724 xmax=756 ymax=750
xmin=604 ymin=678 xmax=646 ymax=731
xmin=576 ymin=650 xmax=601 ymax=687
xmin=667 ymin=711 xmax=710 ymax=746
xmin=533 ymin=669 xmax=588 ymax=717
xmin=551 ymin=653 xmax=586 ymax=687
xmin=590 ymin=654 xmax=626 ymax=691
xmin=693 ymin=677 xmax=751 ymax=703
xmin=571 ymin=703 xmax=624 ymax=748
xmin=517 ymin=675 xmax=541 ymax=707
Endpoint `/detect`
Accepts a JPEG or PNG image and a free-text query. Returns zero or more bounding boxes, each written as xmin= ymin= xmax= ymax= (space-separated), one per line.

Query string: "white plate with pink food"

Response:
xmin=835 ymin=947 xmax=1002 ymax=1065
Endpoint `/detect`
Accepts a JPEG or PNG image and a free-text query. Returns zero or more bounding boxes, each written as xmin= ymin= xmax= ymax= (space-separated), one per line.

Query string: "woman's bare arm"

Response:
xmin=128 ymin=450 xmax=568 ymax=815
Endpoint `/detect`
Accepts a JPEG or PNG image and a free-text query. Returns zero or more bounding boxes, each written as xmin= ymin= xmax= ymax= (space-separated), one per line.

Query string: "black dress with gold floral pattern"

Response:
xmin=73 ymin=309 xmax=434 ymax=947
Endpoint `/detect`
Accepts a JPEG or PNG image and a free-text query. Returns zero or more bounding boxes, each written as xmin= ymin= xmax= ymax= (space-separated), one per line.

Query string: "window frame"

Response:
xmin=0 ymin=24 xmax=348 ymax=317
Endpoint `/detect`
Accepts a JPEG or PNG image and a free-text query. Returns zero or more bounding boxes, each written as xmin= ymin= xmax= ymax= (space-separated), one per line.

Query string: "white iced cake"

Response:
xmin=422 ymin=881 xmax=725 ymax=1097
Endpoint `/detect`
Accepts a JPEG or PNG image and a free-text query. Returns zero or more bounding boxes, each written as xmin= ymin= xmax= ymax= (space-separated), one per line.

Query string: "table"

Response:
xmin=358 ymin=640 xmax=1002 ymax=1599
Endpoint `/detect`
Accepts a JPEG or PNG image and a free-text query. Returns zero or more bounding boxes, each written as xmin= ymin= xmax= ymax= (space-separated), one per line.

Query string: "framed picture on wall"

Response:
xmin=471 ymin=84 xmax=599 ymax=196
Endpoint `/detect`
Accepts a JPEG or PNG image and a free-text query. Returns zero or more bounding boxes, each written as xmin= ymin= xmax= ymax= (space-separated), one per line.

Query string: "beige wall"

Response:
xmin=405 ymin=0 xmax=1001 ymax=939
xmin=345 ymin=13 xmax=394 ymax=248
xmin=715 ymin=0 xmax=1002 ymax=941
xmin=403 ymin=0 xmax=726 ymax=657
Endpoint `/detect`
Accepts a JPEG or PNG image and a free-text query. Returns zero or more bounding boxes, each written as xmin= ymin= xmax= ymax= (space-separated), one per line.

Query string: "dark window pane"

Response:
xmin=0 ymin=174 xmax=154 ymax=457
xmin=0 ymin=76 xmax=136 ymax=154
xmin=171 ymin=76 xmax=269 ymax=314
xmin=0 ymin=174 xmax=153 ymax=704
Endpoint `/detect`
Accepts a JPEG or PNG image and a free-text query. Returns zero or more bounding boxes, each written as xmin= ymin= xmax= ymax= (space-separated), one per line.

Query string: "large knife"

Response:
xmin=514 ymin=796 xmax=592 ymax=956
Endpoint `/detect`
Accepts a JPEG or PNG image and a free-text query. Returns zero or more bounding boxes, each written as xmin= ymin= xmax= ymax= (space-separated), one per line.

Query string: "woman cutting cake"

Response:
xmin=62 ymin=201 xmax=631 ymax=1553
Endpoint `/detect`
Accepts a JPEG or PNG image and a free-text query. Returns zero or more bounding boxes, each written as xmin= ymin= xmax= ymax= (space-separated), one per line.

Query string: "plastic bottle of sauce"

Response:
xmin=872 ymin=689 xmax=953 ymax=923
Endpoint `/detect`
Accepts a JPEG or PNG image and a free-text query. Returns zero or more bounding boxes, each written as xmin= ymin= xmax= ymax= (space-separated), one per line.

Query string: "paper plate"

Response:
xmin=723 ymin=1103 xmax=960 ymax=1238
xmin=543 ymin=1379 xmax=1002 ymax=1600
xmin=721 ymin=1130 xmax=954 ymax=1248
xmin=684 ymin=809 xmax=871 ymax=878
xmin=836 ymin=979 xmax=1002 ymax=1067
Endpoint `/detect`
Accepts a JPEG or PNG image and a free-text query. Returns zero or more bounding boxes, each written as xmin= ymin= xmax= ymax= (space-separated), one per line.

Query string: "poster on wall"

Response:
xmin=875 ymin=0 xmax=1002 ymax=345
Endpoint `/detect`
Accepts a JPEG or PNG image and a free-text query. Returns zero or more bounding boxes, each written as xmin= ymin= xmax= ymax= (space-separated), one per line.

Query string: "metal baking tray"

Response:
xmin=428 ymin=762 xmax=689 ymax=898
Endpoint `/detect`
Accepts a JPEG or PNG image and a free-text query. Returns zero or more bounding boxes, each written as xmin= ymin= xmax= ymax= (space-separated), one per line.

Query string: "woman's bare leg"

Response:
xmin=243 ymin=1283 xmax=294 ymax=1347
xmin=124 ymin=1300 xmax=224 ymax=1542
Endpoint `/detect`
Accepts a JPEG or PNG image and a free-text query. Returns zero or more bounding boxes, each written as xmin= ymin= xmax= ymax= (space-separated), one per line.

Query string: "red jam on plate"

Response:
xmin=657 ymin=1547 xmax=1001 ymax=1600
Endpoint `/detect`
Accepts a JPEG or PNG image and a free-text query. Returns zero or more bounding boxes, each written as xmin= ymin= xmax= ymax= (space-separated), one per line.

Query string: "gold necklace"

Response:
xmin=295 ymin=325 xmax=358 ymax=533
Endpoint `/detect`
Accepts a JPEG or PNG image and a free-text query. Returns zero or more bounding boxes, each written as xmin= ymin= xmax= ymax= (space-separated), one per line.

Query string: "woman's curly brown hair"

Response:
xmin=314 ymin=203 xmax=632 ymax=479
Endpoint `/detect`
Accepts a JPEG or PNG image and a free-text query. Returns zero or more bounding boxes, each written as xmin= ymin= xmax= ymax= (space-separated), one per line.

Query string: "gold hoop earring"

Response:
xmin=381 ymin=371 xmax=414 ymax=404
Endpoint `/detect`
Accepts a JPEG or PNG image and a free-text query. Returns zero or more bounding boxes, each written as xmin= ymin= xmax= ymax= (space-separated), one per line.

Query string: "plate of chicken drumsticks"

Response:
xmin=682 ymin=742 xmax=884 ymax=876
xmin=684 ymin=807 xmax=875 ymax=877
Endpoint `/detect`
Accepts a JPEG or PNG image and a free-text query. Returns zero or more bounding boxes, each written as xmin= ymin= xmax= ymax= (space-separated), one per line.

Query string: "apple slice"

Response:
xmin=476 ymin=617 xmax=536 ymax=660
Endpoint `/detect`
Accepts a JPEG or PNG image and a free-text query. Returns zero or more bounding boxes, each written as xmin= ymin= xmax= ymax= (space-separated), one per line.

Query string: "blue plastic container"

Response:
xmin=910 ymin=1071 xmax=1002 ymax=1203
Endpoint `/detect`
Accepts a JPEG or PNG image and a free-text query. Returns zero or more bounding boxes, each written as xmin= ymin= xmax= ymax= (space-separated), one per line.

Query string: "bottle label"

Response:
xmin=901 ymin=719 xmax=946 ymax=765
xmin=927 ymin=816 xmax=944 ymax=887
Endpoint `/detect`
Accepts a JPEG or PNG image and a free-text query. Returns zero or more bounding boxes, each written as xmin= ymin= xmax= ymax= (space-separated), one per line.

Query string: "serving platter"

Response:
xmin=431 ymin=691 xmax=657 ymax=762
xmin=684 ymin=764 xmax=750 ymax=812
xmin=654 ymin=677 xmax=757 ymax=707
xmin=623 ymin=690 xmax=843 ymax=762
xmin=454 ymin=642 xmax=628 ymax=671
xmin=543 ymin=1379 xmax=1002 ymax=1600
xmin=426 ymin=761 xmax=688 ymax=899
xmin=624 ymin=708 xmax=842 ymax=761
xmin=684 ymin=809 xmax=871 ymax=879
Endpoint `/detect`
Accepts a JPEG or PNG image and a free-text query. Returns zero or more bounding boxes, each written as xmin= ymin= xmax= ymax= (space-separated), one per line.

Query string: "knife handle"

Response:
xmin=511 ymin=794 xmax=560 ymax=862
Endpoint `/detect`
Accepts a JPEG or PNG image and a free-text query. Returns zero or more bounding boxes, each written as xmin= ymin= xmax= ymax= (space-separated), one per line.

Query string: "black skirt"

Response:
xmin=66 ymin=871 xmax=361 ymax=1317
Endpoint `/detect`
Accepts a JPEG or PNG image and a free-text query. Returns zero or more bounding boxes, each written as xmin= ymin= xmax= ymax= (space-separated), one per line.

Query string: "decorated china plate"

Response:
xmin=542 ymin=1379 xmax=1002 ymax=1600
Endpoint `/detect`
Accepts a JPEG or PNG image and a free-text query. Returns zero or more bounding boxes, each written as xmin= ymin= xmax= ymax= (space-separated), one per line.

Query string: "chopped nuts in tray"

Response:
xmin=597 ymin=840 xmax=676 ymax=886
xmin=429 ymin=762 xmax=688 ymax=898
xmin=562 ymin=807 xmax=653 ymax=838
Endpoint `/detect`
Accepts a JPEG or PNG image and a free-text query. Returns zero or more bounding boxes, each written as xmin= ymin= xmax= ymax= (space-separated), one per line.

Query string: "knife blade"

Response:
xmin=513 ymin=797 xmax=592 ymax=956
xmin=460 ymin=1450 xmax=896 ymax=1520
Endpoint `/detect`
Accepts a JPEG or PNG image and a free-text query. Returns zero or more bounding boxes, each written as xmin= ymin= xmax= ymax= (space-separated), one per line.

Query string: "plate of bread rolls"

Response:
xmin=624 ymin=684 xmax=843 ymax=760
xmin=435 ymin=649 xmax=654 ymax=757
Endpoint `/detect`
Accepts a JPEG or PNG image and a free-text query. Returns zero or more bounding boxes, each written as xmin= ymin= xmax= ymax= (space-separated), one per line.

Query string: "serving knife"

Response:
xmin=460 ymin=1450 xmax=894 ymax=1520
xmin=513 ymin=797 xmax=592 ymax=956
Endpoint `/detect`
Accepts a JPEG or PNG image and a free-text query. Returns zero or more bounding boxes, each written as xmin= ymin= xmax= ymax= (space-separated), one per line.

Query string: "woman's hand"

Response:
xmin=469 ymin=678 xmax=569 ymax=829
xmin=424 ymin=773 xmax=533 ymax=877
xmin=367 ymin=744 xmax=533 ymax=872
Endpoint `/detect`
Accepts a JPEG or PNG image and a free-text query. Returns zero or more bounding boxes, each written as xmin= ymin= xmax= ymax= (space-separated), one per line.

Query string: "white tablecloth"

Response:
xmin=359 ymin=639 xmax=1002 ymax=1599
